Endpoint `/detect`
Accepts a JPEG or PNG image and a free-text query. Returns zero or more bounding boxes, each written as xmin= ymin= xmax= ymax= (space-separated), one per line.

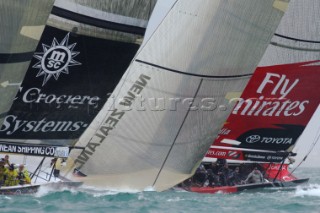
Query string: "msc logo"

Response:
xmin=245 ymin=135 xmax=260 ymax=143
xmin=33 ymin=33 xmax=81 ymax=86
xmin=46 ymin=49 xmax=68 ymax=69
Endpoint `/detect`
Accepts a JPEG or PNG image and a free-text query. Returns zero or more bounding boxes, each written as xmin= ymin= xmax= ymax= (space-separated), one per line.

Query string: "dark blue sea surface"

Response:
xmin=1 ymin=168 xmax=319 ymax=213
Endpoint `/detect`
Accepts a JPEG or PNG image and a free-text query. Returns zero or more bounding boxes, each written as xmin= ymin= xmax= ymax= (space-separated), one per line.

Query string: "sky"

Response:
xmin=146 ymin=0 xmax=320 ymax=168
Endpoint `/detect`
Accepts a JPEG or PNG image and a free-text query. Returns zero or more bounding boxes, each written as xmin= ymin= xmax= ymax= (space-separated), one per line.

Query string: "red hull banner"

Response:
xmin=207 ymin=61 xmax=320 ymax=160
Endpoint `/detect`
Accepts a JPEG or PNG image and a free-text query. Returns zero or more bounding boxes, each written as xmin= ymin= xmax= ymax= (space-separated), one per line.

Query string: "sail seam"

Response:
xmin=152 ymin=79 xmax=204 ymax=188
xmin=136 ymin=60 xmax=252 ymax=79
xmin=0 ymin=52 xmax=34 ymax=64
xmin=51 ymin=6 xmax=146 ymax=35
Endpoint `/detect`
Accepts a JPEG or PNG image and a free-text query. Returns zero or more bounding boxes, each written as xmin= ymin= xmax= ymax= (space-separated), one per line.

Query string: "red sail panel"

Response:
xmin=209 ymin=61 xmax=320 ymax=152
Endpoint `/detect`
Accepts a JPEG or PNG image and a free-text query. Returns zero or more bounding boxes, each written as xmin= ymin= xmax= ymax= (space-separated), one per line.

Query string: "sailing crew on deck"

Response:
xmin=206 ymin=162 xmax=220 ymax=186
xmin=193 ymin=164 xmax=208 ymax=186
xmin=245 ymin=167 xmax=264 ymax=184
xmin=17 ymin=164 xmax=31 ymax=185
xmin=228 ymin=167 xmax=244 ymax=186
xmin=4 ymin=164 xmax=18 ymax=186
xmin=218 ymin=163 xmax=232 ymax=186
xmin=0 ymin=159 xmax=8 ymax=185
xmin=3 ymin=155 xmax=10 ymax=166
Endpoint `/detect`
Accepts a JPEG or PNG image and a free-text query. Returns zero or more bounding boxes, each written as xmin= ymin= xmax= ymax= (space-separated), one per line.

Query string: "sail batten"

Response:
xmin=51 ymin=6 xmax=147 ymax=35
xmin=135 ymin=60 xmax=253 ymax=79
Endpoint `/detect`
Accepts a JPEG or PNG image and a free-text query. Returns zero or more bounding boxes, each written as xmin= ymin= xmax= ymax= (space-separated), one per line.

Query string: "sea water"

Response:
xmin=0 ymin=167 xmax=319 ymax=213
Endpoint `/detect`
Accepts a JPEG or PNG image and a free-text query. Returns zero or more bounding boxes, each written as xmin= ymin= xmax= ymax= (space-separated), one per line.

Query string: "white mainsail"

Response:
xmin=0 ymin=1 xmax=54 ymax=125
xmin=65 ymin=0 xmax=289 ymax=191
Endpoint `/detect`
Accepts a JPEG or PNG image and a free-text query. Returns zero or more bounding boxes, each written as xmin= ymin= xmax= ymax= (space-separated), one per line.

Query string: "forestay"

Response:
xmin=66 ymin=0 xmax=289 ymax=191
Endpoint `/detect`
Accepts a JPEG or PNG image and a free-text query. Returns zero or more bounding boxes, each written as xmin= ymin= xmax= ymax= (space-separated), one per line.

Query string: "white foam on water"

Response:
xmin=143 ymin=186 xmax=156 ymax=192
xmin=34 ymin=183 xmax=151 ymax=198
xmin=34 ymin=184 xmax=77 ymax=197
xmin=75 ymin=185 xmax=142 ymax=197
xmin=294 ymin=184 xmax=320 ymax=197
xmin=167 ymin=197 xmax=185 ymax=202
xmin=34 ymin=184 xmax=56 ymax=197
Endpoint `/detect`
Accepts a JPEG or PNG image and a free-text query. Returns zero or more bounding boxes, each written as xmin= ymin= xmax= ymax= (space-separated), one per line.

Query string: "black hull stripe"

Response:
xmin=51 ymin=6 xmax=146 ymax=36
xmin=135 ymin=59 xmax=253 ymax=79
xmin=0 ymin=52 xmax=34 ymax=64
xmin=274 ymin=33 xmax=320 ymax=44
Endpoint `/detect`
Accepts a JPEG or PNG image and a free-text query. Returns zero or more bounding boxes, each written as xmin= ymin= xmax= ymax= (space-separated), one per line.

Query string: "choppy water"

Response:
xmin=1 ymin=168 xmax=320 ymax=213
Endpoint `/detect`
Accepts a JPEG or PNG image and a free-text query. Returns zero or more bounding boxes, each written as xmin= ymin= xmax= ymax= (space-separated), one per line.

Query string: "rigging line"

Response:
xmin=136 ymin=59 xmax=253 ymax=79
xmin=291 ymin=124 xmax=320 ymax=174
xmin=152 ymin=79 xmax=204 ymax=187
xmin=274 ymin=33 xmax=320 ymax=44
xmin=270 ymin=42 xmax=320 ymax=52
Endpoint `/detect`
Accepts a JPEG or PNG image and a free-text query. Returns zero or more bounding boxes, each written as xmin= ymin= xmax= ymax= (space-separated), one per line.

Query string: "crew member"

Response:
xmin=2 ymin=155 xmax=10 ymax=166
xmin=0 ymin=159 xmax=8 ymax=185
xmin=4 ymin=164 xmax=18 ymax=186
xmin=245 ymin=167 xmax=264 ymax=184
xmin=17 ymin=164 xmax=31 ymax=185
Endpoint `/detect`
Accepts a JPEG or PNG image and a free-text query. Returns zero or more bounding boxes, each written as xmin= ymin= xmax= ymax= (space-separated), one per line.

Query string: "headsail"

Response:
xmin=206 ymin=0 xmax=320 ymax=163
xmin=65 ymin=0 xmax=289 ymax=191
xmin=0 ymin=0 xmax=157 ymax=149
xmin=0 ymin=0 xmax=54 ymax=125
